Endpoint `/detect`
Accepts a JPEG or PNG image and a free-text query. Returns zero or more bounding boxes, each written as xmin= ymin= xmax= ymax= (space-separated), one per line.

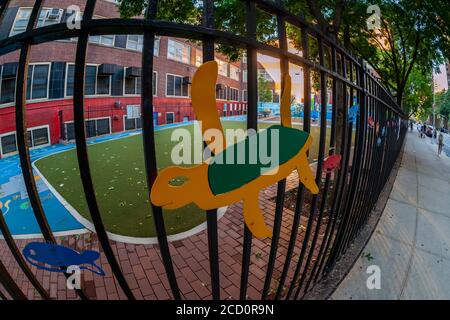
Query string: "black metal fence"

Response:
xmin=0 ymin=0 xmax=406 ymax=300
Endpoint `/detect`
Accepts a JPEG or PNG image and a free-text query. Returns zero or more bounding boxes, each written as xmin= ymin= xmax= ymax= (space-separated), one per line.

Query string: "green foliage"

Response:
xmin=117 ymin=0 xmax=200 ymax=23
xmin=437 ymin=90 xmax=450 ymax=121
xmin=403 ymin=66 xmax=433 ymax=117
xmin=257 ymin=74 xmax=273 ymax=103
xmin=117 ymin=0 xmax=450 ymax=113
xmin=349 ymin=0 xmax=450 ymax=109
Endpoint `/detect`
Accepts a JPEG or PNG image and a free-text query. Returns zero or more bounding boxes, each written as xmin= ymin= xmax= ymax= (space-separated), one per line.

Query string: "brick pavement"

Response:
xmin=0 ymin=170 xmax=331 ymax=300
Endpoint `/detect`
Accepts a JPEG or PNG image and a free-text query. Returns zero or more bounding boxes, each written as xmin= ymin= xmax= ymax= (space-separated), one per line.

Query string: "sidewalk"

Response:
xmin=332 ymin=130 xmax=450 ymax=300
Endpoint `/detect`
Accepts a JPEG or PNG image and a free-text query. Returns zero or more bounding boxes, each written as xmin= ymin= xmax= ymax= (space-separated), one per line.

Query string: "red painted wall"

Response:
xmin=0 ymin=97 xmax=248 ymax=150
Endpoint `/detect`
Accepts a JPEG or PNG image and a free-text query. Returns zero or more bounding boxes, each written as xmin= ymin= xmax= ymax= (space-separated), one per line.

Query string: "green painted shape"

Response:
xmin=208 ymin=125 xmax=309 ymax=195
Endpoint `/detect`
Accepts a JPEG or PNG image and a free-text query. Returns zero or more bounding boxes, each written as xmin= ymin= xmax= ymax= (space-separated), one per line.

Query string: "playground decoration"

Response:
xmin=23 ymin=242 xmax=106 ymax=276
xmin=377 ymin=137 xmax=382 ymax=146
xmin=322 ymin=154 xmax=342 ymax=174
xmin=0 ymin=200 xmax=11 ymax=215
xmin=348 ymin=104 xmax=359 ymax=123
xmin=151 ymin=61 xmax=319 ymax=238
xmin=368 ymin=116 xmax=375 ymax=128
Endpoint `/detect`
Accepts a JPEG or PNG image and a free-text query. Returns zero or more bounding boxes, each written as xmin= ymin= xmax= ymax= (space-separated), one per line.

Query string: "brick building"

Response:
xmin=0 ymin=0 xmax=254 ymax=158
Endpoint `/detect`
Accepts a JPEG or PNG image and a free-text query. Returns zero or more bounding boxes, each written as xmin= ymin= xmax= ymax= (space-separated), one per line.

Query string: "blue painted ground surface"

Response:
xmin=0 ymin=130 xmax=149 ymax=236
xmin=0 ymin=117 xmax=248 ymax=237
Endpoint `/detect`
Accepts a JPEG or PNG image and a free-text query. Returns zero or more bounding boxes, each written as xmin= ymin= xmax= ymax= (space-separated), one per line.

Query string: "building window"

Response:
xmin=85 ymin=118 xmax=111 ymax=138
xmin=65 ymin=122 xmax=75 ymax=141
xmin=216 ymin=85 xmax=227 ymax=100
xmin=216 ymin=59 xmax=228 ymax=77
xmin=154 ymin=37 xmax=160 ymax=56
xmin=124 ymin=116 xmax=142 ymax=131
xmin=69 ymin=65 xmax=111 ymax=96
xmin=85 ymin=65 xmax=97 ymax=95
xmin=26 ymin=64 xmax=50 ymax=100
xmin=126 ymin=35 xmax=160 ymax=55
xmin=0 ymin=74 xmax=16 ymax=104
xmin=242 ymin=89 xmax=248 ymax=102
xmin=167 ymin=39 xmax=190 ymax=64
xmin=125 ymin=77 xmax=139 ymax=95
xmin=124 ymin=105 xmax=142 ymax=130
xmin=27 ymin=126 xmax=50 ymax=148
xmin=10 ymin=8 xmax=31 ymax=36
xmin=228 ymin=87 xmax=239 ymax=101
xmin=0 ymin=133 xmax=17 ymax=156
xmin=230 ymin=65 xmax=240 ymax=81
xmin=37 ymin=8 xmax=63 ymax=27
xmin=242 ymin=70 xmax=248 ymax=83
xmin=166 ymin=74 xmax=189 ymax=97
xmin=89 ymin=35 xmax=115 ymax=46
xmin=97 ymin=74 xmax=111 ymax=95
xmin=166 ymin=112 xmax=174 ymax=124
xmin=10 ymin=8 xmax=63 ymax=36
xmin=66 ymin=64 xmax=75 ymax=96
xmin=126 ymin=35 xmax=143 ymax=51
xmin=152 ymin=71 xmax=157 ymax=96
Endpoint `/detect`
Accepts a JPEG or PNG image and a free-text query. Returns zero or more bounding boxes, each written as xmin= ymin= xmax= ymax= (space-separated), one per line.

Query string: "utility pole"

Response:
xmin=432 ymin=72 xmax=436 ymax=129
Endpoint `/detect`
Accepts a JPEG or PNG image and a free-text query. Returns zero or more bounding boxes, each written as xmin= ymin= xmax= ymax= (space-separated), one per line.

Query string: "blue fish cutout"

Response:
xmin=377 ymin=137 xmax=382 ymax=146
xmin=381 ymin=127 xmax=386 ymax=137
xmin=348 ymin=105 xmax=359 ymax=123
xmin=23 ymin=242 xmax=105 ymax=276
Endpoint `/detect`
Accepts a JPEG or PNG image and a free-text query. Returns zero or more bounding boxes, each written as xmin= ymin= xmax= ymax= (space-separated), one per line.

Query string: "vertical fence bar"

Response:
xmin=275 ymin=21 xmax=310 ymax=301
xmin=325 ymin=59 xmax=361 ymax=269
xmin=0 ymin=210 xmax=49 ymax=298
xmin=141 ymin=0 xmax=181 ymax=300
xmin=338 ymin=59 xmax=367 ymax=253
xmin=202 ymin=0 xmax=221 ymax=300
xmin=239 ymin=0 xmax=257 ymax=300
xmin=284 ymin=26 xmax=312 ymax=300
xmin=72 ymin=0 xmax=134 ymax=300
xmin=321 ymin=55 xmax=353 ymax=274
xmin=13 ymin=0 xmax=88 ymax=300
xmin=344 ymin=64 xmax=374 ymax=247
xmin=261 ymin=0 xmax=289 ymax=300
xmin=304 ymin=45 xmax=338 ymax=291
xmin=293 ymin=35 xmax=329 ymax=299
xmin=0 ymin=260 xmax=27 ymax=300
xmin=350 ymin=75 xmax=377 ymax=240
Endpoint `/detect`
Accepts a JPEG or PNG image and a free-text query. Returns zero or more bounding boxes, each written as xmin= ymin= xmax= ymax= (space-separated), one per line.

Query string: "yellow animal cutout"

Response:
xmin=150 ymin=61 xmax=319 ymax=238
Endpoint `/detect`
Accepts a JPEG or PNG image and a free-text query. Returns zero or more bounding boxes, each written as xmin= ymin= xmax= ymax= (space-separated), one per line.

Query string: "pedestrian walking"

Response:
xmin=438 ymin=129 xmax=444 ymax=156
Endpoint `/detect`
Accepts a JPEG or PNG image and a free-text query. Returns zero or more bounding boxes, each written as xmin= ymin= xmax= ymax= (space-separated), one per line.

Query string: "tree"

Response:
xmin=349 ymin=0 xmax=450 ymax=109
xmin=402 ymin=66 xmax=433 ymax=118
xmin=117 ymin=0 xmax=450 ymax=113
xmin=257 ymin=74 xmax=273 ymax=103
xmin=436 ymin=90 xmax=450 ymax=129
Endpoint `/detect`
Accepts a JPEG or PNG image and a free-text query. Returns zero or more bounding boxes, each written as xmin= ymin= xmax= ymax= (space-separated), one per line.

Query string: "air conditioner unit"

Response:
xmin=48 ymin=8 xmax=62 ymax=20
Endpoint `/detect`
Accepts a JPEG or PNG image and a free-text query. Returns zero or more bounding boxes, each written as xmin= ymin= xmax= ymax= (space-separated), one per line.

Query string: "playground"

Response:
xmin=0 ymin=117 xmax=329 ymax=240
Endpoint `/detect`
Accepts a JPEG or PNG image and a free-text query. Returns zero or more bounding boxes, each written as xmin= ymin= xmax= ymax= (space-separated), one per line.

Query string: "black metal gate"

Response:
xmin=0 ymin=0 xmax=406 ymax=300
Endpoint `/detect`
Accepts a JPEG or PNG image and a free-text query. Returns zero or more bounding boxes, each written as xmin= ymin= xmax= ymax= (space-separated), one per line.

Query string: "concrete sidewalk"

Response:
xmin=332 ymin=130 xmax=450 ymax=300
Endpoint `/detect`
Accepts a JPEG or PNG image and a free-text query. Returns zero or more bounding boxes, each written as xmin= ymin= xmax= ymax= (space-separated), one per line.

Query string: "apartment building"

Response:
xmin=0 ymin=0 xmax=253 ymax=157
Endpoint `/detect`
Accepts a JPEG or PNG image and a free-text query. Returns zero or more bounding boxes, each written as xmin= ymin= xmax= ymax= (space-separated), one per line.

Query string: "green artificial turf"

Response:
xmin=34 ymin=120 xmax=329 ymax=238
